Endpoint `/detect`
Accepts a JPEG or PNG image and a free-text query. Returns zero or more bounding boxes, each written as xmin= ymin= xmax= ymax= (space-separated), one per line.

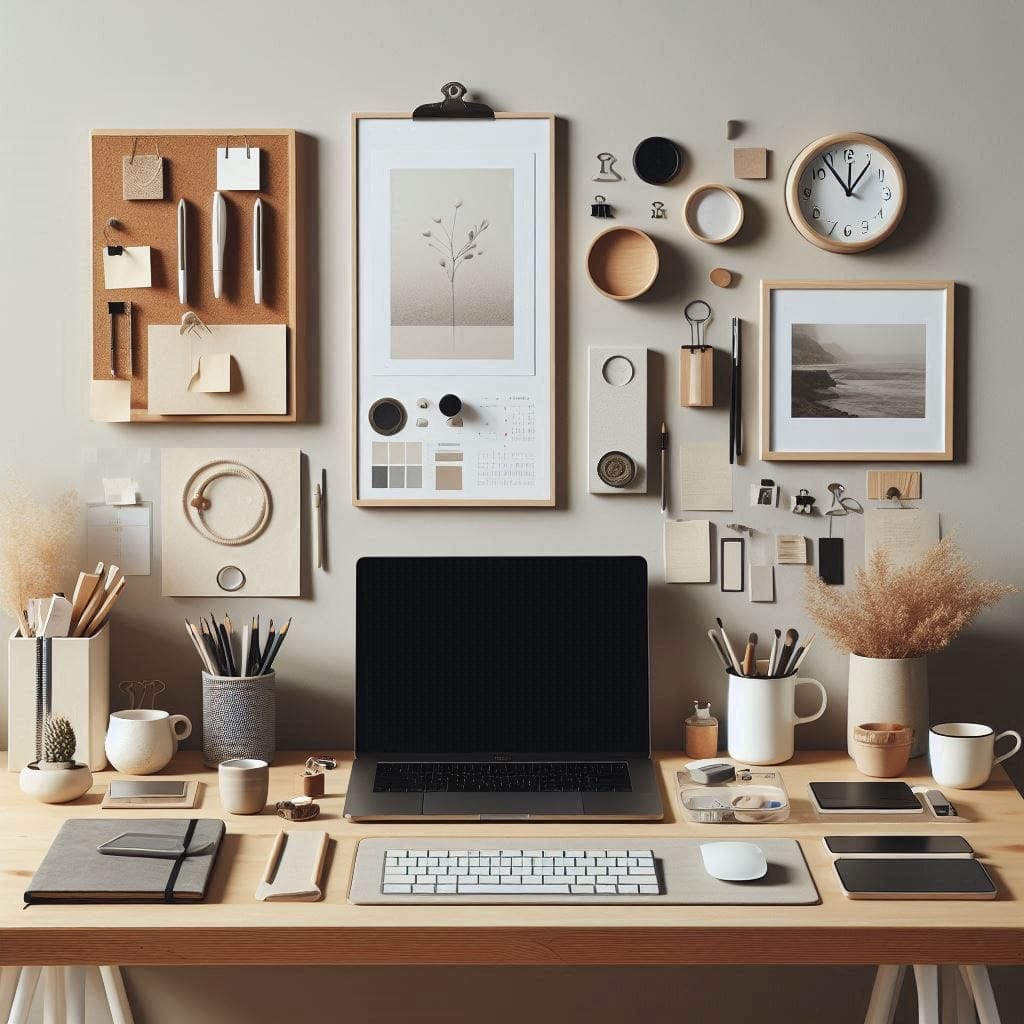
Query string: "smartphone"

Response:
xmin=108 ymin=781 xmax=188 ymax=800
xmin=97 ymin=832 xmax=214 ymax=859
xmin=823 ymin=836 xmax=974 ymax=858
xmin=834 ymin=857 xmax=997 ymax=900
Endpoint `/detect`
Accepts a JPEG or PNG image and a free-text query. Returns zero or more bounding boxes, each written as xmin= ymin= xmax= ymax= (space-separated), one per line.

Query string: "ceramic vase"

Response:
xmin=19 ymin=762 xmax=93 ymax=803
xmin=847 ymin=654 xmax=928 ymax=758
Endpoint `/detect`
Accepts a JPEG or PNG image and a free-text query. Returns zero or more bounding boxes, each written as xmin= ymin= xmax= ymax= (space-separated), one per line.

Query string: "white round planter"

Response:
xmin=19 ymin=763 xmax=94 ymax=803
xmin=847 ymin=654 xmax=928 ymax=758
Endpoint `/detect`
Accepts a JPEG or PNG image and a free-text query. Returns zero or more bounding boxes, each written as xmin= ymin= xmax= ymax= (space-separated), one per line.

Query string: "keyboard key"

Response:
xmin=458 ymin=885 xmax=571 ymax=894
xmin=412 ymin=884 xmax=436 ymax=893
xmin=571 ymin=884 xmax=596 ymax=893
xmin=383 ymin=874 xmax=417 ymax=885
xmin=436 ymin=884 xmax=457 ymax=893
xmin=596 ymin=884 xmax=617 ymax=893
xmin=618 ymin=883 xmax=639 ymax=893
xmin=639 ymin=884 xmax=660 ymax=894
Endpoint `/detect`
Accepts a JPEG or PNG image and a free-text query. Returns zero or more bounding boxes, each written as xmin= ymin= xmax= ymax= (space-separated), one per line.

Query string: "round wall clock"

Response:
xmin=785 ymin=132 xmax=906 ymax=253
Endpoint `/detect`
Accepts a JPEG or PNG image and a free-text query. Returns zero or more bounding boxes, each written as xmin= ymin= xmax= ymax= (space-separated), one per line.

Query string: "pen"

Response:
xmin=734 ymin=318 xmax=743 ymax=458
xmin=177 ymin=198 xmax=187 ymax=304
xmin=253 ymin=198 xmax=263 ymax=304
xmin=212 ymin=191 xmax=226 ymax=298
xmin=729 ymin=318 xmax=737 ymax=465
xmin=313 ymin=481 xmax=324 ymax=569
xmin=659 ymin=422 xmax=668 ymax=513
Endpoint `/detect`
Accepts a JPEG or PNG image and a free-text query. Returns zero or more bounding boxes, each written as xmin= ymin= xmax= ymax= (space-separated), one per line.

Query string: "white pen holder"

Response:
xmin=202 ymin=671 xmax=276 ymax=768
xmin=7 ymin=626 xmax=110 ymax=772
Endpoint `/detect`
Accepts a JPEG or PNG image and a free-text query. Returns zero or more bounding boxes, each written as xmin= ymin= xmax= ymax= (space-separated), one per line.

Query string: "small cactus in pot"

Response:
xmin=20 ymin=715 xmax=93 ymax=803
xmin=40 ymin=715 xmax=77 ymax=769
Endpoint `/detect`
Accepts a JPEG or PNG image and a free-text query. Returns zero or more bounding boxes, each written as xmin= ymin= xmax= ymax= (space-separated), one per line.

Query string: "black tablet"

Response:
xmin=810 ymin=781 xmax=922 ymax=813
xmin=835 ymin=858 xmax=997 ymax=900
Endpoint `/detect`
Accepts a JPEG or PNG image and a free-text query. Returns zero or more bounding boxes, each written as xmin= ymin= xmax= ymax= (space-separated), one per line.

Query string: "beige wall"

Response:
xmin=2 ymin=0 xmax=1022 ymax=1020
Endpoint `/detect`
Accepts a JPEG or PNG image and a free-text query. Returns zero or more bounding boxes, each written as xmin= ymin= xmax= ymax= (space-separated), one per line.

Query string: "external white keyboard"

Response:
xmin=381 ymin=847 xmax=662 ymax=896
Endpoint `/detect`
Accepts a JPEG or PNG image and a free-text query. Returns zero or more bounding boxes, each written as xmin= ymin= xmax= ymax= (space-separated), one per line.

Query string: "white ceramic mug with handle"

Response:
xmin=727 ymin=671 xmax=828 ymax=765
xmin=929 ymin=722 xmax=1022 ymax=789
xmin=105 ymin=709 xmax=192 ymax=775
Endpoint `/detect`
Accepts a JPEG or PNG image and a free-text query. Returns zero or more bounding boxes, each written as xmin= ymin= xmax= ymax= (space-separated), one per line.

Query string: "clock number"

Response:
xmin=875 ymin=208 xmax=884 ymax=220
xmin=843 ymin=224 xmax=853 ymax=237
xmin=802 ymin=187 xmax=812 ymax=199
xmin=827 ymin=221 xmax=838 ymax=236
xmin=878 ymin=168 xmax=885 ymax=182
xmin=862 ymin=220 xmax=869 ymax=234
xmin=844 ymin=148 xmax=854 ymax=162
xmin=811 ymin=167 xmax=826 ymax=180
xmin=882 ymin=186 xmax=892 ymax=200
xmin=812 ymin=207 xmax=821 ymax=220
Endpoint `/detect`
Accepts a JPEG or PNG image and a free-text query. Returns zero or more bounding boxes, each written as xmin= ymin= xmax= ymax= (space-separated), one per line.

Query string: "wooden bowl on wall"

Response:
xmin=586 ymin=227 xmax=660 ymax=300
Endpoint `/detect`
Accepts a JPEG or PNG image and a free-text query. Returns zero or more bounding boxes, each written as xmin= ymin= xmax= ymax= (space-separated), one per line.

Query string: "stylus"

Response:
xmin=212 ymin=191 xmax=226 ymax=298
xmin=177 ymin=199 xmax=187 ymax=304
xmin=252 ymin=198 xmax=263 ymax=304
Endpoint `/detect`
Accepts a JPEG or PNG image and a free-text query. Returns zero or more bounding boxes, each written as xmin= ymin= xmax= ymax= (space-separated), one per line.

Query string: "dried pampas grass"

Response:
xmin=0 ymin=479 xmax=78 ymax=637
xmin=803 ymin=536 xmax=1016 ymax=660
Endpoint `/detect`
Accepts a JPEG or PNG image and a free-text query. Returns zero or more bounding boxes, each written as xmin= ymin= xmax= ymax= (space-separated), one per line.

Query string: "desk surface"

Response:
xmin=1 ymin=751 xmax=1022 ymax=966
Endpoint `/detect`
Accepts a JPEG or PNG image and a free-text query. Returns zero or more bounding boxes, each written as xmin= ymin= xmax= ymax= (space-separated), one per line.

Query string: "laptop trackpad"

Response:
xmin=422 ymin=792 xmax=584 ymax=817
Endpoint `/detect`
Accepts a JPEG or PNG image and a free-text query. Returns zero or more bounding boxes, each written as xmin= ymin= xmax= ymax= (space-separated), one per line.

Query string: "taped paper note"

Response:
xmin=86 ymin=503 xmax=152 ymax=576
xmin=90 ymin=380 xmax=131 ymax=422
xmin=681 ymin=442 xmax=732 ymax=511
xmin=865 ymin=508 xmax=940 ymax=571
xmin=217 ymin=147 xmax=261 ymax=190
xmin=102 ymin=246 xmax=152 ymax=289
xmin=664 ymin=519 xmax=711 ymax=583
xmin=189 ymin=353 xmax=232 ymax=393
xmin=102 ymin=477 xmax=137 ymax=506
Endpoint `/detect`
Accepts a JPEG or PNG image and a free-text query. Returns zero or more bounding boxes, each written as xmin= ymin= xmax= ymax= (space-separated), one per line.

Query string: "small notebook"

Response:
xmin=256 ymin=830 xmax=330 ymax=902
xmin=25 ymin=818 xmax=225 ymax=904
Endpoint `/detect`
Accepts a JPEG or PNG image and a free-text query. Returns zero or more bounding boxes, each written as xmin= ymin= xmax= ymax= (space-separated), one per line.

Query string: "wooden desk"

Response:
xmin=1 ymin=752 xmax=1022 ymax=967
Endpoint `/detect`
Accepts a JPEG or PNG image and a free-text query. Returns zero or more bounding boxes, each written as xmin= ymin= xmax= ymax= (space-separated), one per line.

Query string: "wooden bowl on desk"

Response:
xmin=586 ymin=226 xmax=660 ymax=300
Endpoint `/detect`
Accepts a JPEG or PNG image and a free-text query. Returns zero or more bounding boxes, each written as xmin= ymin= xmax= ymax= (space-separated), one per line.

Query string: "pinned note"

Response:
xmin=189 ymin=353 xmax=232 ymax=393
xmin=217 ymin=146 xmax=261 ymax=190
xmin=865 ymin=508 xmax=941 ymax=570
xmin=90 ymin=380 xmax=131 ymax=422
xmin=102 ymin=246 xmax=152 ymax=289
xmin=680 ymin=442 xmax=732 ymax=511
xmin=664 ymin=519 xmax=711 ymax=583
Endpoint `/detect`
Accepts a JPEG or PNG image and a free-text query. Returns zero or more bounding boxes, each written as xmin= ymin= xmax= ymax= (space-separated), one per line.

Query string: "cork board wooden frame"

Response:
xmin=90 ymin=129 xmax=306 ymax=422
xmin=351 ymin=112 xmax=556 ymax=507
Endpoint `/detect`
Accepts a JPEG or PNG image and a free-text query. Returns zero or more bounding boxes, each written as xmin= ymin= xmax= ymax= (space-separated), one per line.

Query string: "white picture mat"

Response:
xmin=355 ymin=117 xmax=552 ymax=504
xmin=161 ymin=448 xmax=300 ymax=597
xmin=769 ymin=288 xmax=949 ymax=454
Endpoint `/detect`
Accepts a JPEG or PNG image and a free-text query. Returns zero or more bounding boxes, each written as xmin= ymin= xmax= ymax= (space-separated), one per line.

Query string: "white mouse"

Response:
xmin=700 ymin=841 xmax=768 ymax=881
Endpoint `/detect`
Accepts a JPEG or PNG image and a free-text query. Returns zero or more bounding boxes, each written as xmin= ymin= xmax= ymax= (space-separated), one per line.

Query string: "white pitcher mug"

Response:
xmin=727 ymin=670 xmax=827 ymax=765
xmin=105 ymin=709 xmax=192 ymax=775
xmin=929 ymin=722 xmax=1022 ymax=789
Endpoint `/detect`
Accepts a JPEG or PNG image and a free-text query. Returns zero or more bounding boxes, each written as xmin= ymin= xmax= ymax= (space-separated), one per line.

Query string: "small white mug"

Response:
xmin=929 ymin=722 xmax=1022 ymax=790
xmin=218 ymin=757 xmax=269 ymax=814
xmin=105 ymin=709 xmax=192 ymax=775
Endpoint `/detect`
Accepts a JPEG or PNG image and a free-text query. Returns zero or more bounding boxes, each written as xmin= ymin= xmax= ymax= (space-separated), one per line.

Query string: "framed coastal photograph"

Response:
xmin=352 ymin=112 xmax=554 ymax=505
xmin=760 ymin=281 xmax=954 ymax=461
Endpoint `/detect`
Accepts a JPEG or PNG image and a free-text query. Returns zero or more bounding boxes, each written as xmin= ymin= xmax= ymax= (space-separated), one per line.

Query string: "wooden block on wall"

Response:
xmin=733 ymin=147 xmax=768 ymax=179
xmin=680 ymin=347 xmax=714 ymax=407
xmin=867 ymin=470 xmax=922 ymax=500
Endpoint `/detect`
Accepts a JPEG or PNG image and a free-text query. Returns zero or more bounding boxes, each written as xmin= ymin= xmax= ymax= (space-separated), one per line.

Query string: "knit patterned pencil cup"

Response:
xmin=202 ymin=671 xmax=276 ymax=768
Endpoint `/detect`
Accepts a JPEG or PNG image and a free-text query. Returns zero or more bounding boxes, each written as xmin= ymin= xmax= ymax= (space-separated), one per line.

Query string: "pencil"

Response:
xmin=259 ymin=617 xmax=291 ymax=675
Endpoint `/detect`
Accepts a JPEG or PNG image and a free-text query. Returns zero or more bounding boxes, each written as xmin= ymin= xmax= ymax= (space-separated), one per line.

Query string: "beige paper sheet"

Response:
xmin=190 ymin=352 xmax=232 ymax=393
xmin=664 ymin=519 xmax=711 ymax=583
xmin=90 ymin=379 xmax=132 ymax=422
xmin=148 ymin=325 xmax=286 ymax=415
xmin=102 ymin=246 xmax=152 ymax=288
xmin=865 ymin=508 xmax=941 ymax=570
xmin=749 ymin=564 xmax=775 ymax=602
xmin=681 ymin=442 xmax=732 ymax=511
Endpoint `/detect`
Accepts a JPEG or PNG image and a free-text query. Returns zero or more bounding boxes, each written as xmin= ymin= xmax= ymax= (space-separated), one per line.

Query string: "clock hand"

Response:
xmin=847 ymin=159 xmax=852 ymax=194
xmin=823 ymin=153 xmax=852 ymax=196
xmin=849 ymin=158 xmax=873 ymax=195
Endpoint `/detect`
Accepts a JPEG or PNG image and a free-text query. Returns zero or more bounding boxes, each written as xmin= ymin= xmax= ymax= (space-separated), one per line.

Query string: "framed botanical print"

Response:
xmin=352 ymin=111 xmax=555 ymax=505
xmin=760 ymin=280 xmax=954 ymax=461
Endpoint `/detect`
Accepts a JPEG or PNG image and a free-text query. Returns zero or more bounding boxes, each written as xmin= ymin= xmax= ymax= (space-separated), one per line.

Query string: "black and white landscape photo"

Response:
xmin=790 ymin=323 xmax=927 ymax=419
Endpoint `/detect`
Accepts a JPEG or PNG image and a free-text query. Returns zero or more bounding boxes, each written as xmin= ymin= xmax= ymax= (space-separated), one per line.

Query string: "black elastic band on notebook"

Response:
xmin=163 ymin=818 xmax=198 ymax=903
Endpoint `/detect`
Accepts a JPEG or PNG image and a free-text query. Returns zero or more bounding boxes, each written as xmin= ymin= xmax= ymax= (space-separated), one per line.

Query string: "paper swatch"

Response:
xmin=680 ymin=442 xmax=732 ymax=511
xmin=90 ymin=379 xmax=131 ymax=422
xmin=865 ymin=508 xmax=941 ymax=570
xmin=217 ymin=147 xmax=261 ymax=190
xmin=102 ymin=246 xmax=152 ymax=289
xmin=749 ymin=564 xmax=775 ymax=603
xmin=189 ymin=353 xmax=232 ymax=393
xmin=86 ymin=503 xmax=152 ymax=576
xmin=664 ymin=519 xmax=711 ymax=583
xmin=776 ymin=535 xmax=808 ymax=565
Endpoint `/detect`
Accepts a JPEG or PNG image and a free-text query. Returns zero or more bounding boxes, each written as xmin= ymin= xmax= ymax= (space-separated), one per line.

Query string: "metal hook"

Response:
xmin=684 ymin=299 xmax=713 ymax=350
xmin=179 ymin=311 xmax=212 ymax=337
xmin=885 ymin=486 xmax=905 ymax=509
xmin=223 ymin=135 xmax=251 ymax=158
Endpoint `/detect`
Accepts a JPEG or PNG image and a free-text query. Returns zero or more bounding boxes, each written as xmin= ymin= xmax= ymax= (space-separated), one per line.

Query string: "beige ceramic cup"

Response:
xmin=851 ymin=722 xmax=914 ymax=778
xmin=218 ymin=757 xmax=269 ymax=814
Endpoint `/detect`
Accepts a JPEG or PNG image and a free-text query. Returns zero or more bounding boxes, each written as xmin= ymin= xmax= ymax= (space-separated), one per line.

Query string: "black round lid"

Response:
xmin=633 ymin=136 xmax=682 ymax=185
xmin=368 ymin=397 xmax=406 ymax=435
xmin=439 ymin=393 xmax=462 ymax=417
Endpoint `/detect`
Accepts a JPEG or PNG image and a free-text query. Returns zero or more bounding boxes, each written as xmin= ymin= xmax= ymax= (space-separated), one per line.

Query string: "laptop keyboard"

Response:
xmin=373 ymin=761 xmax=632 ymax=793
xmin=381 ymin=847 xmax=661 ymax=895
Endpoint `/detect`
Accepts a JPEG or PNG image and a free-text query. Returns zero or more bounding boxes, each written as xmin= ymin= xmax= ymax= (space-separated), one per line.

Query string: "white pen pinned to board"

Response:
xmin=253 ymin=198 xmax=263 ymax=304
xmin=211 ymin=191 xmax=226 ymax=298
xmin=177 ymin=199 xmax=188 ymax=304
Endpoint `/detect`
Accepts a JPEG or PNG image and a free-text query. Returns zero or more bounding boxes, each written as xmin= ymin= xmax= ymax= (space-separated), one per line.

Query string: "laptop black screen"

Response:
xmin=355 ymin=556 xmax=650 ymax=755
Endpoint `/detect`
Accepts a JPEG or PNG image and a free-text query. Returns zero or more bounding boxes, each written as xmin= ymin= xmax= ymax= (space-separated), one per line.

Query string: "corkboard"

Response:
xmin=90 ymin=129 xmax=303 ymax=421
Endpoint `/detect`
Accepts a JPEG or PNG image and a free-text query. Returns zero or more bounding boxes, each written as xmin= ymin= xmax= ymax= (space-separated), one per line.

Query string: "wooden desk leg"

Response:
xmin=865 ymin=965 xmax=906 ymax=1024
xmin=960 ymin=966 xmax=1001 ymax=1024
xmin=7 ymin=966 xmax=41 ymax=1024
xmin=64 ymin=966 xmax=86 ymax=1024
xmin=0 ymin=967 xmax=20 ymax=1024
xmin=42 ymin=966 xmax=66 ymax=1024
xmin=914 ymin=965 xmax=940 ymax=1024
xmin=100 ymin=965 xmax=135 ymax=1024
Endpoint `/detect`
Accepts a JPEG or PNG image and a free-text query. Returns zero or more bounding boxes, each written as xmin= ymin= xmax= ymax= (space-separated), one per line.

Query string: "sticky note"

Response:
xmin=190 ymin=353 xmax=232 ymax=393
xmin=217 ymin=147 xmax=261 ymax=190
xmin=90 ymin=379 xmax=131 ymax=422
xmin=733 ymin=147 xmax=768 ymax=179
xmin=102 ymin=246 xmax=152 ymax=289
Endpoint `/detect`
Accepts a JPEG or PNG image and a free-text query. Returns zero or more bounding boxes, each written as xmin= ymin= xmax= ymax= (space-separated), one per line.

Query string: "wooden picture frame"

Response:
xmin=760 ymin=280 xmax=954 ymax=461
xmin=90 ymin=129 xmax=306 ymax=423
xmin=352 ymin=112 xmax=555 ymax=506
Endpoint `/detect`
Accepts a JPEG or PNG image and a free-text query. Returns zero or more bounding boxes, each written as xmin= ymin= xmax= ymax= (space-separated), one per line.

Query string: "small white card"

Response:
xmin=216 ymin=146 xmax=261 ymax=190
xmin=189 ymin=353 xmax=232 ymax=393
xmin=102 ymin=245 xmax=152 ymax=289
xmin=664 ymin=519 xmax=711 ymax=583
xmin=749 ymin=564 xmax=775 ymax=602
xmin=90 ymin=379 xmax=131 ymax=422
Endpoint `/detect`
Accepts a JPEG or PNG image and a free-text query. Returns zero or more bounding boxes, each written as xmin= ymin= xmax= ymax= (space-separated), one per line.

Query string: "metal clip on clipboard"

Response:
xmin=413 ymin=82 xmax=495 ymax=120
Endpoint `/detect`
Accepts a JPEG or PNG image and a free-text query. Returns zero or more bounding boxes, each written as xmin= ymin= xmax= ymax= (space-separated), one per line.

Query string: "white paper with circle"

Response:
xmin=588 ymin=347 xmax=647 ymax=494
xmin=161 ymin=448 xmax=300 ymax=597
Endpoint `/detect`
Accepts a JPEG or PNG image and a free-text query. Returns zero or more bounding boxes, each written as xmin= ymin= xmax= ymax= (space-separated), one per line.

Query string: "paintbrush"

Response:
xmin=775 ymin=627 xmax=799 ymax=677
xmin=790 ymin=633 xmax=816 ymax=674
xmin=715 ymin=617 xmax=742 ymax=674
xmin=767 ymin=628 xmax=781 ymax=678
xmin=706 ymin=628 xmax=731 ymax=670
xmin=741 ymin=632 xmax=757 ymax=677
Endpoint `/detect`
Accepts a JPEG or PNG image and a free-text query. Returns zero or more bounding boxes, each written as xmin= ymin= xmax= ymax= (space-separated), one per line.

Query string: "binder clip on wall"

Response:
xmin=591 ymin=195 xmax=613 ymax=218
xmin=790 ymin=488 xmax=816 ymax=515
xmin=651 ymin=201 xmax=666 ymax=219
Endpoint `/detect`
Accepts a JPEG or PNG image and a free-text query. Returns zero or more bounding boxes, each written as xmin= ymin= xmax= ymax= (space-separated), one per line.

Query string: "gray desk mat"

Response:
xmin=349 ymin=838 xmax=820 ymax=905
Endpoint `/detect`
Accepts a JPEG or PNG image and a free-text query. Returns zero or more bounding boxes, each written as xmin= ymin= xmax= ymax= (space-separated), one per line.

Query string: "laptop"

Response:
xmin=343 ymin=555 xmax=663 ymax=821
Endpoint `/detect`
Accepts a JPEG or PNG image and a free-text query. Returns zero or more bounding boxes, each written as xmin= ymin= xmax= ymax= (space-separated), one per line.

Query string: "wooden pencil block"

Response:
xmin=866 ymin=470 xmax=922 ymax=500
xmin=680 ymin=347 xmax=714 ymax=407
xmin=733 ymin=147 xmax=768 ymax=180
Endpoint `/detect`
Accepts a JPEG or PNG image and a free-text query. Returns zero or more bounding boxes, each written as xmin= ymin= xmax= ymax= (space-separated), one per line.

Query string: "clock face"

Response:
xmin=787 ymin=134 xmax=906 ymax=253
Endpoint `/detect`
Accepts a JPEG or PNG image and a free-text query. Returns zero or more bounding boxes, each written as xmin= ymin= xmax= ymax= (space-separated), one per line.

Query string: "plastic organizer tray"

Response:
xmin=675 ymin=767 xmax=791 ymax=824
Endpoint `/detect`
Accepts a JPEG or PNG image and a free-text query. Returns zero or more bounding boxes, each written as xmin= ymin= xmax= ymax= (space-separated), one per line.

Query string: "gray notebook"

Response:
xmin=25 ymin=818 xmax=226 ymax=904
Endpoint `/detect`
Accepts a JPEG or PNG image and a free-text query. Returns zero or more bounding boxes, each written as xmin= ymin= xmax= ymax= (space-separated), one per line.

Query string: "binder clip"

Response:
xmin=650 ymin=201 xmax=666 ymax=219
xmin=412 ymin=82 xmax=495 ymax=120
xmin=103 ymin=218 xmax=124 ymax=256
xmin=591 ymin=195 xmax=613 ymax=218
xmin=593 ymin=152 xmax=624 ymax=182
xmin=790 ymin=488 xmax=816 ymax=515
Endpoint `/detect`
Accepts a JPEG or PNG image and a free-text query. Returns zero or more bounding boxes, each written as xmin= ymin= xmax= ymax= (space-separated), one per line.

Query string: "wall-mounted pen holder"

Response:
xmin=202 ymin=670 xmax=275 ymax=768
xmin=680 ymin=346 xmax=714 ymax=406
